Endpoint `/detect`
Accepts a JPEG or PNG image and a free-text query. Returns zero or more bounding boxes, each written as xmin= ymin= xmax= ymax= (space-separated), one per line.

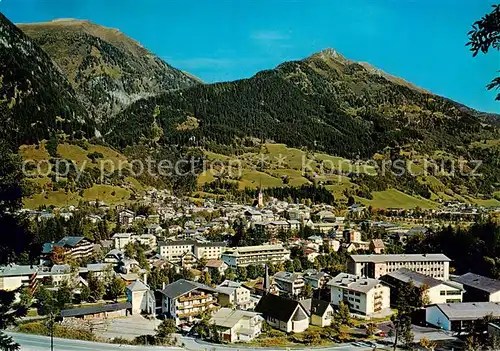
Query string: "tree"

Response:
xmin=199 ymin=271 xmax=212 ymax=286
xmin=302 ymin=283 xmax=313 ymax=299
xmin=365 ymin=322 xmax=377 ymax=337
xmin=88 ymin=272 xmax=105 ymax=302
xmin=0 ymin=289 xmax=27 ymax=351
xmin=55 ymin=281 xmax=73 ymax=309
xmin=468 ymin=4 xmax=500 ymax=100
xmin=224 ymin=267 xmax=237 ymax=281
xmin=197 ymin=257 xmax=208 ymax=271
xmin=293 ymin=258 xmax=302 ymax=272
xmin=246 ymin=265 xmax=258 ymax=279
xmin=284 ymin=260 xmax=295 ymax=273
xmin=420 ymin=336 xmax=437 ymax=351
xmin=335 ymin=301 xmax=351 ymax=326
xmin=108 ymin=277 xmax=126 ymax=301
xmin=34 ymin=286 xmax=57 ymax=316
xmin=18 ymin=287 xmax=33 ymax=309
xmin=155 ymin=318 xmax=176 ymax=345
xmin=80 ymin=285 xmax=91 ymax=302
xmin=236 ymin=266 xmax=247 ymax=281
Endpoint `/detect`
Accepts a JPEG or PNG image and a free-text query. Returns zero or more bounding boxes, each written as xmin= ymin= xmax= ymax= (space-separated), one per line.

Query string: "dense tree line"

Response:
xmin=406 ymin=220 xmax=500 ymax=278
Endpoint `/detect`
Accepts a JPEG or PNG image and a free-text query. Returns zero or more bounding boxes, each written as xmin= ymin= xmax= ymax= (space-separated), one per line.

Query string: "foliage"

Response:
xmin=88 ymin=272 xmax=105 ymax=301
xmin=0 ymin=14 xmax=94 ymax=146
xmin=155 ymin=319 xmax=177 ymax=345
xmin=0 ymin=289 xmax=27 ymax=351
xmin=17 ymin=321 xmax=96 ymax=341
xmin=80 ymin=285 xmax=91 ymax=302
xmin=467 ymin=4 xmax=500 ymax=100
xmin=108 ymin=276 xmax=126 ymax=301
xmin=301 ymin=283 xmax=313 ymax=299
xmin=335 ymin=301 xmax=352 ymax=326
xmin=406 ymin=220 xmax=500 ymax=278
xmin=419 ymin=336 xmax=437 ymax=351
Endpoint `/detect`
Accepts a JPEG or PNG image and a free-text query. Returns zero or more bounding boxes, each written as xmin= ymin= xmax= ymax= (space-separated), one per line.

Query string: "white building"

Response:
xmin=328 ymin=273 xmax=390 ymax=317
xmin=112 ymin=233 xmax=134 ymax=250
xmin=126 ymin=280 xmax=155 ymax=315
xmin=348 ymin=254 xmax=451 ymax=280
xmin=273 ymin=272 xmax=305 ymax=297
xmin=216 ymin=280 xmax=255 ymax=310
xmin=381 ymin=268 xmax=463 ymax=305
xmin=210 ymin=308 xmax=264 ymax=342
xmin=193 ymin=242 xmax=227 ymax=260
xmin=221 ymin=244 xmax=290 ymax=268
xmin=0 ymin=265 xmax=38 ymax=291
xmin=158 ymin=240 xmax=226 ymax=262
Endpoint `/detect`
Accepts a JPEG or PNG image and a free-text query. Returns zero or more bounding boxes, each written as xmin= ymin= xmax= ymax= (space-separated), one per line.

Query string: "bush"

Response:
xmin=18 ymin=322 xmax=96 ymax=341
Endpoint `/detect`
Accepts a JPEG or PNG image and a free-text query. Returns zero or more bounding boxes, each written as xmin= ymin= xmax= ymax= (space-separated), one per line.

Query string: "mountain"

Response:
xmin=0 ymin=13 xmax=94 ymax=146
xmin=108 ymin=48 xmax=497 ymax=157
xmin=18 ymin=19 xmax=200 ymax=120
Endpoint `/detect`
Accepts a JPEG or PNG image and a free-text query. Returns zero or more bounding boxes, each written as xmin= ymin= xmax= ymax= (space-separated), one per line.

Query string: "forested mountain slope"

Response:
xmin=0 ymin=13 xmax=94 ymax=146
xmin=19 ymin=19 xmax=200 ymax=120
xmin=108 ymin=48 xmax=497 ymax=159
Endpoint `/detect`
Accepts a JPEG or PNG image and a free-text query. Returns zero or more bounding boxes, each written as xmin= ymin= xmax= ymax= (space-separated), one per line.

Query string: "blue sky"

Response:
xmin=2 ymin=0 xmax=499 ymax=112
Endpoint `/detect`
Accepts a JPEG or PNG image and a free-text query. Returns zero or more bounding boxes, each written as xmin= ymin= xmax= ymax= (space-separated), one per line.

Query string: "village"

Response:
xmin=2 ymin=188 xmax=500 ymax=350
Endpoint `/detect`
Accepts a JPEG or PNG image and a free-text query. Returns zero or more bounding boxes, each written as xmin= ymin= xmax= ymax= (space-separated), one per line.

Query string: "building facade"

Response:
xmin=221 ymin=244 xmax=290 ymax=267
xmin=348 ymin=254 xmax=451 ymax=280
xmin=328 ymin=273 xmax=390 ymax=317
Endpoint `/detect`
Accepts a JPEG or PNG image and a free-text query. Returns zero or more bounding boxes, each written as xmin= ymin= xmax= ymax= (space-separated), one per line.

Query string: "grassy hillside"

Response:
xmin=20 ymin=141 xmax=144 ymax=208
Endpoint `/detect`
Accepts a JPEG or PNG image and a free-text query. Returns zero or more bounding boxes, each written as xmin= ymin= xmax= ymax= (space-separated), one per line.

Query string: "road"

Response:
xmin=9 ymin=332 xmax=389 ymax=351
xmin=8 ymin=332 xmax=183 ymax=351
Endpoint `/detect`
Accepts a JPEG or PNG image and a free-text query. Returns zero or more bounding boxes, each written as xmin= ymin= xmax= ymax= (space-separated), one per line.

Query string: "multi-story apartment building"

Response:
xmin=193 ymin=242 xmax=227 ymax=260
xmin=158 ymin=240 xmax=196 ymax=262
xmin=48 ymin=236 xmax=94 ymax=261
xmin=157 ymin=279 xmax=218 ymax=325
xmin=328 ymin=273 xmax=390 ymax=317
xmin=273 ymin=271 xmax=305 ymax=297
xmin=221 ymin=244 xmax=290 ymax=268
xmin=0 ymin=264 xmax=38 ymax=291
xmin=348 ymin=254 xmax=451 ymax=280
xmin=216 ymin=280 xmax=255 ymax=310
xmin=158 ymin=240 xmax=226 ymax=262
xmin=112 ymin=233 xmax=133 ymax=250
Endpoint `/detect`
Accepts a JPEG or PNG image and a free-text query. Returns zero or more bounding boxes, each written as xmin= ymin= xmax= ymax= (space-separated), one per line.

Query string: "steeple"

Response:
xmin=257 ymin=181 xmax=264 ymax=208
xmin=264 ymin=264 xmax=270 ymax=293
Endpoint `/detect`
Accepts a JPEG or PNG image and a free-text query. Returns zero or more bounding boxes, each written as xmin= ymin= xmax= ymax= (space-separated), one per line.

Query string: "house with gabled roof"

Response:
xmin=255 ymin=293 xmax=310 ymax=333
xmin=453 ymin=272 xmax=500 ymax=302
xmin=157 ymin=279 xmax=218 ymax=325
xmin=126 ymin=280 xmax=155 ymax=315
xmin=300 ymin=298 xmax=334 ymax=327
xmin=210 ymin=308 xmax=264 ymax=342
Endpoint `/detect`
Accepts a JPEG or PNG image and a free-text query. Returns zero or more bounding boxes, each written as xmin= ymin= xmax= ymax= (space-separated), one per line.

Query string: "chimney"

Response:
xmin=162 ymin=281 xmax=166 ymax=290
xmin=143 ymin=272 xmax=148 ymax=286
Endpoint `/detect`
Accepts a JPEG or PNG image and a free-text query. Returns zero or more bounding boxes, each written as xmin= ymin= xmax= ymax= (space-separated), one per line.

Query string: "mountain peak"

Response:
xmin=309 ymin=48 xmax=348 ymax=62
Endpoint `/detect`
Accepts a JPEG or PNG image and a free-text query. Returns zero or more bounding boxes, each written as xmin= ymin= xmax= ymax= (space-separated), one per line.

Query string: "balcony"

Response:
xmin=177 ymin=298 xmax=216 ymax=310
xmin=177 ymin=305 xmax=218 ymax=319
xmin=179 ymin=294 xmax=212 ymax=303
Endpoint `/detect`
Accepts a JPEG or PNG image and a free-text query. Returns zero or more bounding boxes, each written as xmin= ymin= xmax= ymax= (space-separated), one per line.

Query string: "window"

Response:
xmin=440 ymin=291 xmax=446 ymax=296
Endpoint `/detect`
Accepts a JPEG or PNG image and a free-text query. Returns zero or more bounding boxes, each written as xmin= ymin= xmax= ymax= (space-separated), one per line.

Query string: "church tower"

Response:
xmin=257 ymin=187 xmax=264 ymax=208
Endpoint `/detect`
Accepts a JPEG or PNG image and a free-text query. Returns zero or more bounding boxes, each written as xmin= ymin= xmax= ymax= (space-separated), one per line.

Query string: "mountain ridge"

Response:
xmin=18 ymin=18 xmax=201 ymax=121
